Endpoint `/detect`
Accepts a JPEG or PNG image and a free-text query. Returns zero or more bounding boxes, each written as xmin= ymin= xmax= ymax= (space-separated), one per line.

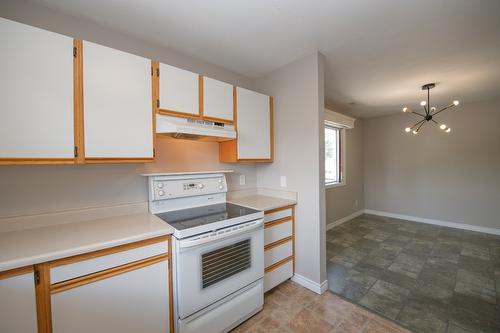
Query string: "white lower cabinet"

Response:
xmin=0 ymin=272 xmax=38 ymax=333
xmin=51 ymin=261 xmax=169 ymax=333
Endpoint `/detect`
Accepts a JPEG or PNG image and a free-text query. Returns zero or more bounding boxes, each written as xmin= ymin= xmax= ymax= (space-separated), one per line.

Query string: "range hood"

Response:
xmin=156 ymin=114 xmax=236 ymax=142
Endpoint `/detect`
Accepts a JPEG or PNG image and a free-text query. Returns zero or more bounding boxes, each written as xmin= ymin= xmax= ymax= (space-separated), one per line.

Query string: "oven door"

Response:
xmin=174 ymin=219 xmax=264 ymax=319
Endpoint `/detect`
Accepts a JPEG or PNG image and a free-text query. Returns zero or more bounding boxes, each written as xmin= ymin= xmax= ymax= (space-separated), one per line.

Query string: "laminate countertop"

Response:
xmin=0 ymin=213 xmax=173 ymax=272
xmin=228 ymin=195 xmax=296 ymax=212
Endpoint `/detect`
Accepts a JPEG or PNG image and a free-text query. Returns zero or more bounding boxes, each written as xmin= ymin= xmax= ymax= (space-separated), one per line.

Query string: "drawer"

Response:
xmin=51 ymin=240 xmax=168 ymax=284
xmin=264 ymin=240 xmax=292 ymax=268
xmin=264 ymin=220 xmax=292 ymax=246
xmin=264 ymin=260 xmax=293 ymax=292
xmin=264 ymin=208 xmax=292 ymax=223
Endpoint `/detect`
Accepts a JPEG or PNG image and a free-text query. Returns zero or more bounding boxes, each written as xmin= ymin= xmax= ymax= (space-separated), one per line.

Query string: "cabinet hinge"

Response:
xmin=156 ymin=68 xmax=159 ymax=77
xmin=34 ymin=271 xmax=40 ymax=285
xmin=156 ymin=99 xmax=159 ymax=108
xmin=73 ymin=46 xmax=77 ymax=58
xmin=74 ymin=146 xmax=78 ymax=158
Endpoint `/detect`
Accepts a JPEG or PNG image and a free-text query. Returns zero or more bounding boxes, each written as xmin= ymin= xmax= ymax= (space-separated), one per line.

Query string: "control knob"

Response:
xmin=198 ymin=183 xmax=205 ymax=189
xmin=157 ymin=183 xmax=164 ymax=188
xmin=158 ymin=190 xmax=165 ymax=196
xmin=218 ymin=185 xmax=224 ymax=190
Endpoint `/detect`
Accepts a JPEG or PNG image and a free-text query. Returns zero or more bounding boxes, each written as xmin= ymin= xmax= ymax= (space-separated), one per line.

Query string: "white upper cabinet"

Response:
xmin=159 ymin=63 xmax=199 ymax=116
xmin=202 ymin=77 xmax=234 ymax=122
xmin=236 ymin=87 xmax=272 ymax=160
xmin=83 ymin=41 xmax=153 ymax=159
xmin=0 ymin=272 xmax=38 ymax=333
xmin=0 ymin=17 xmax=74 ymax=160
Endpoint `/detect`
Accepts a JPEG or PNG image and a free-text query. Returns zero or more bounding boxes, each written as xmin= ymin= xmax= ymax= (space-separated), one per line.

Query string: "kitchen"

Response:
xmin=0 ymin=8 xmax=302 ymax=333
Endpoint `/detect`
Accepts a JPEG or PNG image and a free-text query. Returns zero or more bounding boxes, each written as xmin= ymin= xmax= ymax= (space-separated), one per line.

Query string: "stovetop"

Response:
xmin=155 ymin=202 xmax=262 ymax=238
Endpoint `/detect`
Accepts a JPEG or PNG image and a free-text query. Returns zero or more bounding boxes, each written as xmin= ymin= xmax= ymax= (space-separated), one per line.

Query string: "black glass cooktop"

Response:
xmin=155 ymin=203 xmax=260 ymax=231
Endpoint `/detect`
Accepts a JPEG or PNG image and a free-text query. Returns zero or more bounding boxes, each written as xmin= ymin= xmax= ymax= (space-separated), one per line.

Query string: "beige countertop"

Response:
xmin=0 ymin=212 xmax=174 ymax=272
xmin=228 ymin=195 xmax=296 ymax=212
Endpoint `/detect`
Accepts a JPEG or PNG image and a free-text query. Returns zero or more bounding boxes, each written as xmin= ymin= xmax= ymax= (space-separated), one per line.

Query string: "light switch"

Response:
xmin=280 ymin=176 xmax=287 ymax=188
xmin=239 ymin=174 xmax=246 ymax=186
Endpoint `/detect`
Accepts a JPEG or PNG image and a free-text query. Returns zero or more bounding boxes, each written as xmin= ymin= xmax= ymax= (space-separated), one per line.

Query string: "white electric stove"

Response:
xmin=144 ymin=171 xmax=264 ymax=333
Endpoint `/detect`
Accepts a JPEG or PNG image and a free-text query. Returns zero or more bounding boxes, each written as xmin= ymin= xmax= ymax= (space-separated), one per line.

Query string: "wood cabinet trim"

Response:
xmin=264 ymin=236 xmax=293 ymax=251
xmin=0 ymin=158 xmax=74 ymax=165
xmin=48 ymin=235 xmax=170 ymax=268
xmin=73 ymin=39 xmax=85 ymax=164
xmin=264 ymin=216 xmax=293 ymax=229
xmin=168 ymin=236 xmax=174 ymax=333
xmin=151 ymin=61 xmax=159 ymax=159
xmin=264 ymin=205 xmax=295 ymax=215
xmin=264 ymin=256 xmax=293 ymax=273
xmin=0 ymin=265 xmax=34 ymax=280
xmin=84 ymin=157 xmax=154 ymax=164
xmin=199 ymin=75 xmax=204 ymax=117
xmin=292 ymin=206 xmax=295 ymax=272
xmin=50 ymin=253 xmax=167 ymax=294
xmin=34 ymin=263 xmax=52 ymax=333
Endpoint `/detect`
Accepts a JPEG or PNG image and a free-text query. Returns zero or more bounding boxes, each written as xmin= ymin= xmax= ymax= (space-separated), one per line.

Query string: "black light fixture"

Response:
xmin=402 ymin=83 xmax=459 ymax=134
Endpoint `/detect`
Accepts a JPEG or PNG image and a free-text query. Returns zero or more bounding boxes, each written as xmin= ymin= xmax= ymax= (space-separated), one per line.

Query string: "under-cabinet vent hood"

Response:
xmin=156 ymin=114 xmax=236 ymax=142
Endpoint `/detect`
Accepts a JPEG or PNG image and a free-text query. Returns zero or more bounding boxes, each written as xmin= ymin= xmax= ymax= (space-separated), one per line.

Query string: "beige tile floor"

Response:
xmin=231 ymin=280 xmax=410 ymax=333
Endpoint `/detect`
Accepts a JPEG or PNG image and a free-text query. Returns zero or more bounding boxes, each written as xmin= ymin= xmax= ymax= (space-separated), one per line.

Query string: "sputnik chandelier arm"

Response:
xmin=402 ymin=83 xmax=459 ymax=134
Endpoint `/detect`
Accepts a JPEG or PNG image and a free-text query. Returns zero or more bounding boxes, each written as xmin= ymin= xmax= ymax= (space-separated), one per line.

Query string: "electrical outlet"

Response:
xmin=280 ymin=176 xmax=287 ymax=188
xmin=239 ymin=174 xmax=246 ymax=186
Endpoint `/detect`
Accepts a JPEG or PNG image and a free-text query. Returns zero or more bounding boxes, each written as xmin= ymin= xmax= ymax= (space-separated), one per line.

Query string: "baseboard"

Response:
xmin=364 ymin=209 xmax=500 ymax=236
xmin=326 ymin=209 xmax=364 ymax=230
xmin=291 ymin=273 xmax=328 ymax=294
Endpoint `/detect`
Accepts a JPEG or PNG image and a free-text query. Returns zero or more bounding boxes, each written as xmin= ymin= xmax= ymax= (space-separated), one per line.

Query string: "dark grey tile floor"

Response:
xmin=327 ymin=214 xmax=500 ymax=333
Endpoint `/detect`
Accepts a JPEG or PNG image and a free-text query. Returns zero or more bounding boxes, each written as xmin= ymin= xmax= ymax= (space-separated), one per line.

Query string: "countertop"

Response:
xmin=228 ymin=195 xmax=296 ymax=212
xmin=0 ymin=213 xmax=174 ymax=272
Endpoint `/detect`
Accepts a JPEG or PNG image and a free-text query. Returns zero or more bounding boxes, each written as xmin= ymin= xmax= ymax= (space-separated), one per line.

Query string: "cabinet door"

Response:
xmin=0 ymin=272 xmax=38 ymax=333
xmin=83 ymin=41 xmax=153 ymax=160
xmin=159 ymin=63 xmax=199 ymax=117
xmin=52 ymin=261 xmax=169 ymax=333
xmin=0 ymin=17 xmax=74 ymax=162
xmin=202 ymin=76 xmax=233 ymax=122
xmin=236 ymin=87 xmax=272 ymax=160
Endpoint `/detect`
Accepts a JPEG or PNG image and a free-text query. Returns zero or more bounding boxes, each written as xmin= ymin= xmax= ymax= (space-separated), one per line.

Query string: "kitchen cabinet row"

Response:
xmin=262 ymin=205 xmax=295 ymax=292
xmin=0 ymin=17 xmax=273 ymax=165
xmin=0 ymin=235 xmax=172 ymax=333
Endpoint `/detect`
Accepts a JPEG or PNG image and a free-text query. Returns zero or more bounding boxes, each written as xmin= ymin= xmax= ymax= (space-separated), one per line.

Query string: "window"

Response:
xmin=325 ymin=124 xmax=344 ymax=186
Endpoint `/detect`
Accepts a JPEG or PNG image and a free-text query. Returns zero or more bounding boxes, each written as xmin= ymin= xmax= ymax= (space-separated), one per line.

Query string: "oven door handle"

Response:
xmin=178 ymin=219 xmax=263 ymax=248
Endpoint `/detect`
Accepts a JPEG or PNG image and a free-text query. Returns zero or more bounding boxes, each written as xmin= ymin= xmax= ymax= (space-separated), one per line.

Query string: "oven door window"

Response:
xmin=202 ymin=239 xmax=251 ymax=289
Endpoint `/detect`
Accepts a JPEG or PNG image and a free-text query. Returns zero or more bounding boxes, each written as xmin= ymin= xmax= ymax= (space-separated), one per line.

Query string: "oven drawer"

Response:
xmin=179 ymin=280 xmax=263 ymax=333
xmin=264 ymin=259 xmax=293 ymax=292
xmin=264 ymin=208 xmax=292 ymax=223
xmin=51 ymin=240 xmax=168 ymax=283
xmin=264 ymin=240 xmax=292 ymax=268
xmin=264 ymin=219 xmax=292 ymax=246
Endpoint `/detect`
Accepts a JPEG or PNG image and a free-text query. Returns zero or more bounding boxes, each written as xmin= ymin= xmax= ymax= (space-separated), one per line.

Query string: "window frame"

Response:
xmin=324 ymin=123 xmax=346 ymax=189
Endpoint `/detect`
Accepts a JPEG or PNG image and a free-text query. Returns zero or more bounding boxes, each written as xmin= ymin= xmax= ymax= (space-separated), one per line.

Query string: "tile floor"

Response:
xmin=327 ymin=214 xmax=500 ymax=333
xmin=231 ymin=280 xmax=410 ymax=333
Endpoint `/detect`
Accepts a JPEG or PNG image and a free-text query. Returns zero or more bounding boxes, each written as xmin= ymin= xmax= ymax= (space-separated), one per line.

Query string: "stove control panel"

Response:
xmin=150 ymin=174 xmax=228 ymax=201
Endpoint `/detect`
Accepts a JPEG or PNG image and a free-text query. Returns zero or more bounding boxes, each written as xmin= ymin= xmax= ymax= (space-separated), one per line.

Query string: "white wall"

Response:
xmin=0 ymin=2 xmax=257 ymax=218
xmin=255 ymin=52 xmax=327 ymax=288
xmin=363 ymin=98 xmax=500 ymax=230
xmin=325 ymin=119 xmax=364 ymax=223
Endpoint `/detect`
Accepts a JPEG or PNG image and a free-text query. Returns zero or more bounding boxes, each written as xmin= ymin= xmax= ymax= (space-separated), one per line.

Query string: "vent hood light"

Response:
xmin=156 ymin=114 xmax=236 ymax=142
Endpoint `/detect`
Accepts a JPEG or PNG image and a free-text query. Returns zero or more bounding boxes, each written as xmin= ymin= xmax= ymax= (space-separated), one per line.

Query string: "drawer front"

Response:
xmin=264 ymin=260 xmax=293 ymax=292
xmin=51 ymin=240 xmax=168 ymax=283
xmin=264 ymin=208 xmax=292 ymax=223
xmin=264 ymin=220 xmax=292 ymax=246
xmin=264 ymin=241 xmax=292 ymax=268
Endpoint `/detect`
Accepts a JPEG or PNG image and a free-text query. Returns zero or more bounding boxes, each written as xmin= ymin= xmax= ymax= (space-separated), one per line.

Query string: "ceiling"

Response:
xmin=32 ymin=0 xmax=500 ymax=117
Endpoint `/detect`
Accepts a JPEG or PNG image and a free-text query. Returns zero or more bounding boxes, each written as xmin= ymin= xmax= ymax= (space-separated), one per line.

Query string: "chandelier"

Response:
xmin=403 ymin=83 xmax=459 ymax=134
